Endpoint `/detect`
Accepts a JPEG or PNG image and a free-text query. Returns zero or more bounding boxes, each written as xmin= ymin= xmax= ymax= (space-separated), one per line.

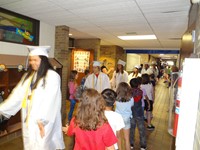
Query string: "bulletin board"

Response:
xmin=73 ymin=50 xmax=90 ymax=73
xmin=71 ymin=49 xmax=94 ymax=85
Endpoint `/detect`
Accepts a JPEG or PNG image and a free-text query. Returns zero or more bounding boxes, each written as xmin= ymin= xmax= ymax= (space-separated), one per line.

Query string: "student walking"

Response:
xmin=63 ymin=88 xmax=117 ymax=150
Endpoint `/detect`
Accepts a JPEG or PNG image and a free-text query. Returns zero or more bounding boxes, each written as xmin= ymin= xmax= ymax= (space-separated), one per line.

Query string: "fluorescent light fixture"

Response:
xmin=69 ymin=33 xmax=72 ymax=36
xmin=118 ymin=35 xmax=157 ymax=40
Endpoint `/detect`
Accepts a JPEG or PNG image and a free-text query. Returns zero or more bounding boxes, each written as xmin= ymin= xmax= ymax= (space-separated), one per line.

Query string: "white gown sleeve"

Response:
xmin=0 ymin=74 xmax=27 ymax=118
xmin=103 ymin=74 xmax=111 ymax=89
xmin=84 ymin=74 xmax=91 ymax=89
xmin=124 ymin=71 xmax=129 ymax=83
xmin=110 ymin=71 xmax=116 ymax=89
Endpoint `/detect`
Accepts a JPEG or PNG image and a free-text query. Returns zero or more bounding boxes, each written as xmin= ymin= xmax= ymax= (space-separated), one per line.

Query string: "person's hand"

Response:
xmin=62 ymin=124 xmax=69 ymax=135
xmin=37 ymin=121 xmax=45 ymax=138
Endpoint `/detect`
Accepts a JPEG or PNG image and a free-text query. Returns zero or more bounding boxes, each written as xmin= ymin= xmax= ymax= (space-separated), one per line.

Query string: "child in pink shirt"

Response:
xmin=67 ymin=70 xmax=78 ymax=123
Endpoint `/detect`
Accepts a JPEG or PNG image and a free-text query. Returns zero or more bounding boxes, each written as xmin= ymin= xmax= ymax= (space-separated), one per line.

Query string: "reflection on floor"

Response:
xmin=0 ymin=79 xmax=175 ymax=150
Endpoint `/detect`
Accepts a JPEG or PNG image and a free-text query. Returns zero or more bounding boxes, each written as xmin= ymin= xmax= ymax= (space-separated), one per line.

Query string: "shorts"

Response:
xmin=123 ymin=117 xmax=131 ymax=129
xmin=144 ymin=100 xmax=154 ymax=111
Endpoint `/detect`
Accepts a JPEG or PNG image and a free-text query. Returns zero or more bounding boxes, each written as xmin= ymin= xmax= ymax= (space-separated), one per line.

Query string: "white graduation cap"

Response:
xmin=93 ymin=61 xmax=101 ymax=67
xmin=117 ymin=59 xmax=126 ymax=66
xmin=27 ymin=46 xmax=50 ymax=57
xmin=134 ymin=65 xmax=140 ymax=69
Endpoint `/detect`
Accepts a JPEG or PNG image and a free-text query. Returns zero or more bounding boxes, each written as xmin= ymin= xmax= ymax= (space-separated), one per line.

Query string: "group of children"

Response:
xmin=63 ymin=69 xmax=155 ymax=150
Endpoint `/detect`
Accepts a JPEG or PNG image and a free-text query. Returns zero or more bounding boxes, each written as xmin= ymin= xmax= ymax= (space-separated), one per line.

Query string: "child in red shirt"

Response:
xmin=63 ymin=88 xmax=117 ymax=150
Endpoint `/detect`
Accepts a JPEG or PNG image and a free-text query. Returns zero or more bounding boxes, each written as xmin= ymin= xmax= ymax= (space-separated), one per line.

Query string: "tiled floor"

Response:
xmin=0 ymin=79 xmax=175 ymax=150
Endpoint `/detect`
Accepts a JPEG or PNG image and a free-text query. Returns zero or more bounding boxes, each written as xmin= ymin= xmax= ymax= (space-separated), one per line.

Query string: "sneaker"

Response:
xmin=147 ymin=125 xmax=155 ymax=130
xmin=141 ymin=146 xmax=147 ymax=150
xmin=130 ymin=144 xmax=134 ymax=149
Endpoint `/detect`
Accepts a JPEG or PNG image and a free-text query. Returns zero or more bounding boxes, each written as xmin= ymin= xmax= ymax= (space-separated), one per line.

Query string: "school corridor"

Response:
xmin=0 ymin=79 xmax=175 ymax=150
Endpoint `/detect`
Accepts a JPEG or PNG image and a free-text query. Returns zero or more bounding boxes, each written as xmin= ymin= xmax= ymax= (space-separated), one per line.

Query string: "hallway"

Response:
xmin=0 ymin=79 xmax=175 ymax=150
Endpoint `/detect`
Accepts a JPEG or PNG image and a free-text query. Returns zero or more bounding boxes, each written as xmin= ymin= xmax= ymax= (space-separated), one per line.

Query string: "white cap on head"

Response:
xmin=93 ymin=61 xmax=101 ymax=67
xmin=134 ymin=65 xmax=140 ymax=69
xmin=117 ymin=59 xmax=126 ymax=66
xmin=27 ymin=46 xmax=50 ymax=57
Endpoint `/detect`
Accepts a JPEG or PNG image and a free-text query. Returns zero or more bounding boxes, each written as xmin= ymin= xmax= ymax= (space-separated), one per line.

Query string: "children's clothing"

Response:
xmin=67 ymin=117 xmax=117 ymax=150
xmin=105 ymin=110 xmax=125 ymax=149
xmin=130 ymin=88 xmax=147 ymax=148
xmin=115 ymin=98 xmax=134 ymax=129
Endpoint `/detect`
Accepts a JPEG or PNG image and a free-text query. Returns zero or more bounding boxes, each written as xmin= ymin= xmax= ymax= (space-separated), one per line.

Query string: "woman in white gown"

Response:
xmin=0 ymin=46 xmax=65 ymax=150
xmin=110 ymin=59 xmax=128 ymax=91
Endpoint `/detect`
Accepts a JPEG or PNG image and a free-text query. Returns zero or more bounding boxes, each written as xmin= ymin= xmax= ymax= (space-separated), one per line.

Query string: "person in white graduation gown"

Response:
xmin=84 ymin=61 xmax=110 ymax=93
xmin=141 ymin=62 xmax=153 ymax=75
xmin=110 ymin=59 xmax=128 ymax=91
xmin=0 ymin=46 xmax=65 ymax=150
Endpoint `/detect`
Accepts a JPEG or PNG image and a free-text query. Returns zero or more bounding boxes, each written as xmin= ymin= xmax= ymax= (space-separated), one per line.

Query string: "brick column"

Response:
xmin=54 ymin=25 xmax=70 ymax=120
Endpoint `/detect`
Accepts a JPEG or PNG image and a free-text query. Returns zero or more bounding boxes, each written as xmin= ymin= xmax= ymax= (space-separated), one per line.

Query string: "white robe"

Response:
xmin=84 ymin=72 xmax=111 ymax=93
xmin=141 ymin=68 xmax=153 ymax=75
xmin=128 ymin=72 xmax=141 ymax=84
xmin=110 ymin=71 xmax=129 ymax=91
xmin=0 ymin=70 xmax=65 ymax=150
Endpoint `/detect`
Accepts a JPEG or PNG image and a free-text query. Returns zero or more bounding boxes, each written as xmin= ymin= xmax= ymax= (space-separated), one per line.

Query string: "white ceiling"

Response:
xmin=0 ymin=0 xmax=191 ymax=52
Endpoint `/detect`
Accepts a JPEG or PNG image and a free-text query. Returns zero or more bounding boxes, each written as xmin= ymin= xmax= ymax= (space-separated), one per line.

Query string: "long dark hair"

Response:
xmin=69 ymin=70 xmax=78 ymax=82
xmin=23 ymin=56 xmax=54 ymax=89
xmin=116 ymin=65 xmax=124 ymax=74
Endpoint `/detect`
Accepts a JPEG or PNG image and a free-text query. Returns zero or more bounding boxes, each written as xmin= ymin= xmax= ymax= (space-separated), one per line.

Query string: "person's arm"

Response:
xmin=110 ymin=71 xmax=116 ymax=89
xmin=84 ymin=74 xmax=91 ymax=89
xmin=37 ymin=120 xmax=45 ymax=138
xmin=106 ymin=145 xmax=115 ymax=150
xmin=62 ymin=124 xmax=69 ymax=135
xmin=102 ymin=67 xmax=114 ymax=75
xmin=124 ymin=71 xmax=129 ymax=83
xmin=104 ymin=74 xmax=111 ymax=89
xmin=0 ymin=73 xmax=28 ymax=118
xmin=144 ymin=95 xmax=150 ymax=110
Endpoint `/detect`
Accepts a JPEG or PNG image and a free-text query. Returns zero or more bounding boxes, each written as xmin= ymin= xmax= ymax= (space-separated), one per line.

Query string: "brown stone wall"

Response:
xmin=74 ymin=39 xmax=100 ymax=60
xmin=54 ymin=25 xmax=70 ymax=120
xmin=99 ymin=45 xmax=126 ymax=78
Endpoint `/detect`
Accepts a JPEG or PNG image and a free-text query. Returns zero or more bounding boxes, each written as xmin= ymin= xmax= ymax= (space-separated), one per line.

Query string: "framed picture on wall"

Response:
xmin=71 ymin=49 xmax=94 ymax=85
xmin=73 ymin=50 xmax=90 ymax=73
xmin=0 ymin=8 xmax=39 ymax=45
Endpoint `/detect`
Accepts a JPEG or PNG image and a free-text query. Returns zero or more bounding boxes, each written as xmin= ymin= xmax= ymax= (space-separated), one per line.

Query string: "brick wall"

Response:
xmin=99 ymin=45 xmax=126 ymax=78
xmin=74 ymin=39 xmax=100 ymax=60
xmin=54 ymin=25 xmax=70 ymax=120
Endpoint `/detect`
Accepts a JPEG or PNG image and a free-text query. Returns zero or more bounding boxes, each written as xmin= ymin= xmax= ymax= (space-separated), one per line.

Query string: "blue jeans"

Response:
xmin=68 ymin=99 xmax=76 ymax=122
xmin=130 ymin=116 xmax=147 ymax=148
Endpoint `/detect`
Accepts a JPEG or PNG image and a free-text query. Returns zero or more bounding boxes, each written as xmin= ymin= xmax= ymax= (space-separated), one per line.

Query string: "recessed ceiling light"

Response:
xmin=69 ymin=33 xmax=72 ymax=36
xmin=118 ymin=35 xmax=157 ymax=40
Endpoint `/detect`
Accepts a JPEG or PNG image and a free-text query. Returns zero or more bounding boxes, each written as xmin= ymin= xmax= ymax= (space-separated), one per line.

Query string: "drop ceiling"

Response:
xmin=0 ymin=0 xmax=191 ymax=52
